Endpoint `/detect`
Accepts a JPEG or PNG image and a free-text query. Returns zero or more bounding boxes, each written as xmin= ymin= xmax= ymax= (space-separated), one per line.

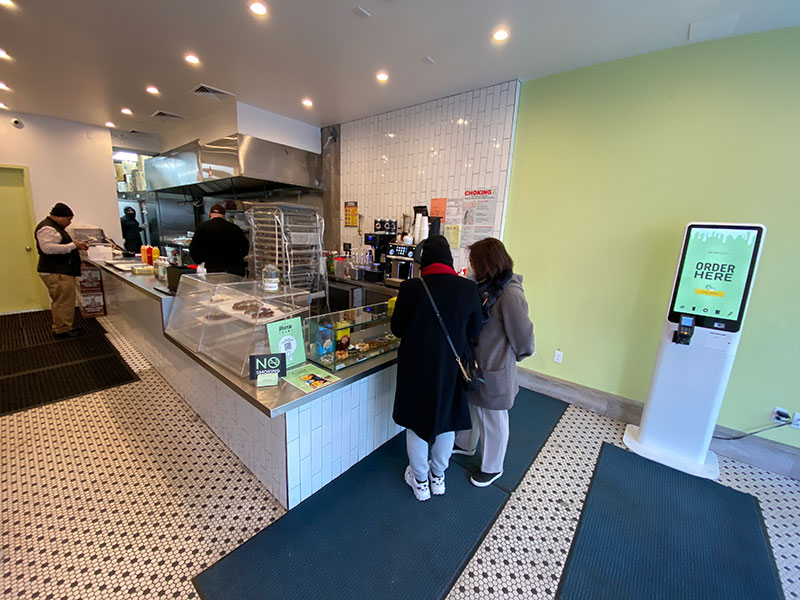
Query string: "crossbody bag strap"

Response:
xmin=420 ymin=277 xmax=471 ymax=381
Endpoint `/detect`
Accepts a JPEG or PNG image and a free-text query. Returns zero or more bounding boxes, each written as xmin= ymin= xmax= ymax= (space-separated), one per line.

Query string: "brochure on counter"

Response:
xmin=283 ymin=364 xmax=340 ymax=394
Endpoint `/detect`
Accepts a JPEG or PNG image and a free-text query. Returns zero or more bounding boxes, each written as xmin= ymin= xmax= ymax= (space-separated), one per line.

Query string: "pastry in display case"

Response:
xmin=165 ymin=273 xmax=244 ymax=351
xmin=305 ymin=303 xmax=399 ymax=371
xmin=196 ymin=281 xmax=311 ymax=377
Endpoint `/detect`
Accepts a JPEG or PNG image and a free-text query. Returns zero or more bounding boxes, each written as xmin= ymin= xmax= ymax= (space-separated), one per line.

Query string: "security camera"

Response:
xmin=11 ymin=118 xmax=24 ymax=129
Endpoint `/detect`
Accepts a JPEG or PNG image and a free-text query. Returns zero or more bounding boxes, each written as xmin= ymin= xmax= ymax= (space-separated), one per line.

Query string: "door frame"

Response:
xmin=1 ymin=163 xmax=49 ymax=311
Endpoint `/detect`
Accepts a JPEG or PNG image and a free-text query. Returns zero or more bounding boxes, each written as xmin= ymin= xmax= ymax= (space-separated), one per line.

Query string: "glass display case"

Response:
xmin=305 ymin=303 xmax=399 ymax=371
xmin=165 ymin=273 xmax=244 ymax=350
xmin=196 ymin=281 xmax=311 ymax=377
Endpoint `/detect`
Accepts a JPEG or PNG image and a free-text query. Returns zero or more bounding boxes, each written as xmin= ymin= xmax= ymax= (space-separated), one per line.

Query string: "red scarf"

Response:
xmin=421 ymin=263 xmax=457 ymax=276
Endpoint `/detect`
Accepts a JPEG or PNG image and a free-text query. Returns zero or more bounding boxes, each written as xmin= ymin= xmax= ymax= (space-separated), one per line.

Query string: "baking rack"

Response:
xmin=244 ymin=203 xmax=328 ymax=298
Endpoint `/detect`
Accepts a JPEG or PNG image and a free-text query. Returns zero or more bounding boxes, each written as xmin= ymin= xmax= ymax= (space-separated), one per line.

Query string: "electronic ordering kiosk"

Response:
xmin=624 ymin=223 xmax=765 ymax=479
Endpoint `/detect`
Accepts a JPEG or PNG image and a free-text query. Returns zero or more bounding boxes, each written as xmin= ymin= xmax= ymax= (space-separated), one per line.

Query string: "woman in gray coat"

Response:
xmin=454 ymin=238 xmax=535 ymax=487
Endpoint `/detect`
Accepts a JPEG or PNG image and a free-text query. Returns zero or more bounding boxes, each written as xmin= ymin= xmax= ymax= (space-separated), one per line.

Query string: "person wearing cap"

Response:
xmin=189 ymin=204 xmax=249 ymax=276
xmin=120 ymin=206 xmax=144 ymax=253
xmin=34 ymin=203 xmax=89 ymax=338
xmin=390 ymin=234 xmax=483 ymax=501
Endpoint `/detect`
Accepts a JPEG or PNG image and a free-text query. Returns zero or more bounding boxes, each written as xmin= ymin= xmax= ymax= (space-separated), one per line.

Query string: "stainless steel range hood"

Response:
xmin=145 ymin=134 xmax=323 ymax=197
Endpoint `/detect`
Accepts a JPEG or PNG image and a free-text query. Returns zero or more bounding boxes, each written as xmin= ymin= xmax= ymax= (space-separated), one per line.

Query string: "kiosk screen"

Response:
xmin=669 ymin=225 xmax=762 ymax=331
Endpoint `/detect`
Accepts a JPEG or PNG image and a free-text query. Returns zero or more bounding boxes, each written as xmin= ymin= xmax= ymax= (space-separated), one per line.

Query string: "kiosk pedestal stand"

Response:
xmin=624 ymin=223 xmax=765 ymax=479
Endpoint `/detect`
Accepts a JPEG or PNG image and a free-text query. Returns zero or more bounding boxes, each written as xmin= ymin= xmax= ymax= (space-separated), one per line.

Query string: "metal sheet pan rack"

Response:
xmin=245 ymin=203 xmax=328 ymax=296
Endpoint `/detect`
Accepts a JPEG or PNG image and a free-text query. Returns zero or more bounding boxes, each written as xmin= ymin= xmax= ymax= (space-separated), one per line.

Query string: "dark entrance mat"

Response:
xmin=193 ymin=434 xmax=509 ymax=600
xmin=0 ymin=309 xmax=137 ymax=415
xmin=0 ymin=309 xmax=106 ymax=351
xmin=451 ymin=387 xmax=568 ymax=493
xmin=193 ymin=389 xmax=569 ymax=600
xmin=557 ymin=443 xmax=784 ymax=600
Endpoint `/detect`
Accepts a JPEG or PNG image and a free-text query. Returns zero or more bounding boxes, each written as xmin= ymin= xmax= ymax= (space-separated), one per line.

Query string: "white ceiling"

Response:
xmin=1 ymin=0 xmax=798 ymax=140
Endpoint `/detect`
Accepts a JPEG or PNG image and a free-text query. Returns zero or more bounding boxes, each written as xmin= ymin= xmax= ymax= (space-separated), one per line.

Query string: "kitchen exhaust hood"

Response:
xmin=145 ymin=134 xmax=323 ymax=197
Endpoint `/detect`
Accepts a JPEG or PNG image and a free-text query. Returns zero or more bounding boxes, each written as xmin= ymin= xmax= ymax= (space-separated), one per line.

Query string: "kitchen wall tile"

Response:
xmin=340 ymin=81 xmax=520 ymax=269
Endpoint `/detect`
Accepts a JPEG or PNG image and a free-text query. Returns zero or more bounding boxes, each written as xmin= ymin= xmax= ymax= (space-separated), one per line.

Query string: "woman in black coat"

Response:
xmin=391 ymin=235 xmax=483 ymax=501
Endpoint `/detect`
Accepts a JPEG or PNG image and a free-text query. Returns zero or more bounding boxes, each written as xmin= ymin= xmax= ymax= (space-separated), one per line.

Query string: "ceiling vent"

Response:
xmin=192 ymin=84 xmax=236 ymax=101
xmin=151 ymin=110 xmax=187 ymax=121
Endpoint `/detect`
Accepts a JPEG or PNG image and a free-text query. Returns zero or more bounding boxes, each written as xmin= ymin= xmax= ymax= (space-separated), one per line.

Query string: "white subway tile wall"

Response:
xmin=285 ymin=365 xmax=402 ymax=508
xmin=340 ymin=81 xmax=520 ymax=270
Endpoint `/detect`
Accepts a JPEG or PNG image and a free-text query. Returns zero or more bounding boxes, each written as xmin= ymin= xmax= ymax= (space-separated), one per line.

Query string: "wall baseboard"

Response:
xmin=518 ymin=367 xmax=800 ymax=481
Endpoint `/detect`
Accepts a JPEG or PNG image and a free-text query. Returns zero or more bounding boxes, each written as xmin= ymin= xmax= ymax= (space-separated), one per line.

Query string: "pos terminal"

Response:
xmin=624 ymin=223 xmax=765 ymax=479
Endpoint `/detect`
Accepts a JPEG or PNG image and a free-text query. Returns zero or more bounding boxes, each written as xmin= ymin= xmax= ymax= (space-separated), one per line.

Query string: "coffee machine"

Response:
xmin=384 ymin=242 xmax=419 ymax=288
xmin=363 ymin=232 xmax=393 ymax=282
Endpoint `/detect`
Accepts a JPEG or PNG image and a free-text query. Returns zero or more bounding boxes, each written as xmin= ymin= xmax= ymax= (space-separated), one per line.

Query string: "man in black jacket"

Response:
xmin=35 ymin=203 xmax=89 ymax=338
xmin=189 ymin=204 xmax=249 ymax=276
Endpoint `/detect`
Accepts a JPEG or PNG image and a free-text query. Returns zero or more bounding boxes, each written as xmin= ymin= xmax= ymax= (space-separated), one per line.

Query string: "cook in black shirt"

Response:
xmin=189 ymin=204 xmax=249 ymax=276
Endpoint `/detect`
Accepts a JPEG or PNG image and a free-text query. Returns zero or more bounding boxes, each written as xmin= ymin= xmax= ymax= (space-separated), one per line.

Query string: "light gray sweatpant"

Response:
xmin=455 ymin=403 xmax=509 ymax=474
xmin=406 ymin=429 xmax=455 ymax=482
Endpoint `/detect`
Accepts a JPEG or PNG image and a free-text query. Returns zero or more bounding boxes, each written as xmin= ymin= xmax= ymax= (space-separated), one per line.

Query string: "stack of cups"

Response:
xmin=413 ymin=215 xmax=422 ymax=243
xmin=420 ymin=216 xmax=429 ymax=242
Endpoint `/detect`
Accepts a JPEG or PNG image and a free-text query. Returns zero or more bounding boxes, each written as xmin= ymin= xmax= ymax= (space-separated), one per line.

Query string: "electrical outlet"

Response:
xmin=553 ymin=350 xmax=563 ymax=364
xmin=771 ymin=407 xmax=789 ymax=423
xmin=792 ymin=413 xmax=800 ymax=430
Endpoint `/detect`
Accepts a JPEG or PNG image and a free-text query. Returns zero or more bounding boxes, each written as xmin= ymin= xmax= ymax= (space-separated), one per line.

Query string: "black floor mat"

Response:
xmin=0 ymin=310 xmax=137 ymax=415
xmin=0 ymin=309 xmax=106 ymax=351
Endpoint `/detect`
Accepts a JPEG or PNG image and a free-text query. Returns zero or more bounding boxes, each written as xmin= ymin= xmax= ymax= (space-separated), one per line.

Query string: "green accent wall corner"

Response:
xmin=506 ymin=26 xmax=800 ymax=447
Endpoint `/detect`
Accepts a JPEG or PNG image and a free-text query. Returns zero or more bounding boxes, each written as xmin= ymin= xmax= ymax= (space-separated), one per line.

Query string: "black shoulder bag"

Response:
xmin=420 ymin=277 xmax=483 ymax=391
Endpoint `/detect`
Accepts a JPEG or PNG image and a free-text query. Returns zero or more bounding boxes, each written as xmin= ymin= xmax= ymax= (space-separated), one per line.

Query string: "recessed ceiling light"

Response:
xmin=301 ymin=98 xmax=313 ymax=108
xmin=0 ymin=1 xmax=16 ymax=9
xmin=376 ymin=71 xmax=389 ymax=83
xmin=0 ymin=48 xmax=11 ymax=60
xmin=0 ymin=81 xmax=9 ymax=91
xmin=249 ymin=2 xmax=267 ymax=16
xmin=146 ymin=85 xmax=160 ymax=95
xmin=105 ymin=121 xmax=116 ymax=128
xmin=492 ymin=28 xmax=510 ymax=42
xmin=184 ymin=53 xmax=200 ymax=65
xmin=0 ymin=101 xmax=8 ymax=110
xmin=121 ymin=107 xmax=133 ymax=115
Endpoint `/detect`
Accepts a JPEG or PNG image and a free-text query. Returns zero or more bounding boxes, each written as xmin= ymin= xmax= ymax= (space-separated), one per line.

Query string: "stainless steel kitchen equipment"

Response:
xmin=384 ymin=242 xmax=418 ymax=288
xmin=245 ymin=203 xmax=328 ymax=298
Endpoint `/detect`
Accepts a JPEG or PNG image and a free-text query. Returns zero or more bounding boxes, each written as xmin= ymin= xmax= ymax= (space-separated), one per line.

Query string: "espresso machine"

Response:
xmin=363 ymin=232 xmax=393 ymax=282
xmin=384 ymin=242 xmax=419 ymax=288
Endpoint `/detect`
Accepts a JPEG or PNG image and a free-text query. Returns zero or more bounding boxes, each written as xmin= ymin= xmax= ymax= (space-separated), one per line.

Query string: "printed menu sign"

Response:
xmin=267 ymin=317 xmax=306 ymax=369
xmin=283 ymin=364 xmax=340 ymax=394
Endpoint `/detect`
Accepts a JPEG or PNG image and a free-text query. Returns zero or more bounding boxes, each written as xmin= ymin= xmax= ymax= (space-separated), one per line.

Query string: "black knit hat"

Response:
xmin=417 ymin=234 xmax=453 ymax=268
xmin=50 ymin=203 xmax=74 ymax=218
xmin=209 ymin=204 xmax=226 ymax=215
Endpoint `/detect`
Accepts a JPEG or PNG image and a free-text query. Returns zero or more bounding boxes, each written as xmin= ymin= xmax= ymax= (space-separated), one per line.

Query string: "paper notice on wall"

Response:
xmin=444 ymin=224 xmax=461 ymax=248
xmin=430 ymin=198 xmax=447 ymax=221
xmin=344 ymin=201 xmax=358 ymax=227
xmin=445 ymin=188 xmax=497 ymax=248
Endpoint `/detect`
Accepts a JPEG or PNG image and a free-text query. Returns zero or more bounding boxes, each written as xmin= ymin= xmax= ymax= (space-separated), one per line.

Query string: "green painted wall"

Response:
xmin=506 ymin=26 xmax=800 ymax=447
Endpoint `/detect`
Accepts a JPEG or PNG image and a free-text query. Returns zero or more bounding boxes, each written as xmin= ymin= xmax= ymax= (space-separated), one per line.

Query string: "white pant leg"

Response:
xmin=476 ymin=406 xmax=509 ymax=474
xmin=406 ymin=429 xmax=430 ymax=481
xmin=429 ymin=431 xmax=455 ymax=477
xmin=454 ymin=403 xmax=481 ymax=452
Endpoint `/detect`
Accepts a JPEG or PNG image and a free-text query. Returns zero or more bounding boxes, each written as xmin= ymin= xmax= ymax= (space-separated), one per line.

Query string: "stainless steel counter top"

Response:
xmin=88 ymin=259 xmax=172 ymax=300
xmin=166 ymin=332 xmax=397 ymax=417
xmin=329 ymin=275 xmax=399 ymax=296
xmin=94 ymin=259 xmax=397 ymax=417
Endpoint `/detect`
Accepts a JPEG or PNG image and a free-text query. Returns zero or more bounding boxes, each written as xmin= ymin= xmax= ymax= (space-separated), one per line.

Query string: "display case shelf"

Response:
xmin=305 ymin=303 xmax=399 ymax=371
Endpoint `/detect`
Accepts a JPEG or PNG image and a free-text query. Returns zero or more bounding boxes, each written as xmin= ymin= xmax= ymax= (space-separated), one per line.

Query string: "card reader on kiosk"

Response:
xmin=672 ymin=315 xmax=695 ymax=345
xmin=624 ymin=223 xmax=765 ymax=479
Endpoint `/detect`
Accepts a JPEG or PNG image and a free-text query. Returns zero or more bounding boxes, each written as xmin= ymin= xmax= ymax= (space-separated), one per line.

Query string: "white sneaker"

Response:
xmin=428 ymin=461 xmax=445 ymax=496
xmin=404 ymin=465 xmax=431 ymax=501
